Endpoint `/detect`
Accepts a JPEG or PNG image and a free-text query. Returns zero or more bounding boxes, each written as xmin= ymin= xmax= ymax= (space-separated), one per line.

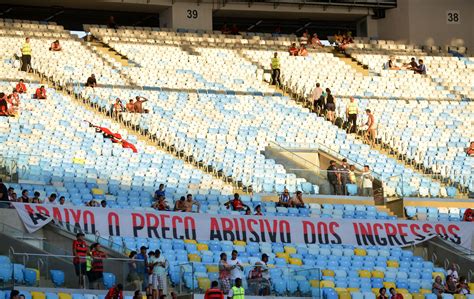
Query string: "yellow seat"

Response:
xmin=371 ymin=288 xmax=380 ymax=295
xmin=354 ymin=248 xmax=367 ymax=256
xmin=197 ymin=277 xmax=211 ymax=290
xmin=58 ymin=293 xmax=72 ymax=299
xmin=30 ymin=292 xmax=45 ymax=299
xmin=234 ymin=240 xmax=246 ymax=246
xmin=397 ymin=289 xmax=409 ymax=294
xmin=184 ymin=239 xmax=197 ymax=244
xmin=419 ymin=289 xmax=431 ymax=295
xmin=359 ymin=270 xmax=371 ymax=278
xmin=371 ymin=270 xmax=384 ymax=278
xmin=412 ymin=293 xmax=424 ymax=299
xmin=276 ymin=252 xmax=290 ymax=261
xmin=284 ymin=246 xmax=297 ymax=254
xmin=383 ymin=282 xmax=396 ymax=289
xmin=322 ymin=269 xmax=335 ymax=277
xmin=310 ymin=280 xmax=320 ymax=288
xmin=197 ymin=243 xmax=209 ymax=251
xmin=289 ymin=258 xmax=302 ymax=266
xmin=387 ymin=260 xmax=399 ymax=268
xmin=335 ymin=288 xmax=347 ymax=294
xmin=188 ymin=254 xmax=201 ymax=262
xmin=72 ymin=158 xmax=85 ymax=165
xmin=469 ymin=283 xmax=474 ymax=291
xmin=91 ymin=188 xmax=104 ymax=195
xmin=403 ymin=294 xmax=412 ymax=299
xmin=206 ymin=265 xmax=218 ymax=273
xmin=454 ymin=295 xmax=466 ymax=299
xmin=320 ymin=280 xmax=335 ymax=288
xmin=346 ymin=288 xmax=359 ymax=293
xmin=432 ymin=272 xmax=445 ymax=280
xmin=339 ymin=292 xmax=351 ymax=299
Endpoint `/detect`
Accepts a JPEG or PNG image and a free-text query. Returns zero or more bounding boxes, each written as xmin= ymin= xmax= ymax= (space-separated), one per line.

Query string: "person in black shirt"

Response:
xmin=339 ymin=159 xmax=350 ymax=195
xmin=86 ymin=74 xmax=97 ymax=88
xmin=325 ymin=88 xmax=336 ymax=123
xmin=327 ymin=160 xmax=341 ymax=195
xmin=0 ymin=178 xmax=9 ymax=208
xmin=20 ymin=190 xmax=30 ymax=203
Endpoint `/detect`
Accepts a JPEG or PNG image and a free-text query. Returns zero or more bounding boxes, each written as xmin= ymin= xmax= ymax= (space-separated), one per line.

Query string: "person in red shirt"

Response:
xmin=0 ymin=93 xmax=11 ymax=117
xmin=377 ymin=287 xmax=388 ymax=299
xmin=298 ymin=45 xmax=308 ymax=57
xmin=463 ymin=208 xmax=473 ymax=222
xmin=90 ymin=243 xmax=107 ymax=289
xmin=72 ymin=232 xmax=88 ymax=288
xmin=35 ymin=86 xmax=47 ymax=99
xmin=16 ymin=79 xmax=27 ymax=93
xmin=105 ymin=284 xmax=123 ymax=299
xmin=389 ymin=288 xmax=403 ymax=299
xmin=288 ymin=43 xmax=298 ymax=56
xmin=466 ymin=141 xmax=474 ymax=157
xmin=204 ymin=281 xmax=224 ymax=299
xmin=224 ymin=193 xmax=249 ymax=211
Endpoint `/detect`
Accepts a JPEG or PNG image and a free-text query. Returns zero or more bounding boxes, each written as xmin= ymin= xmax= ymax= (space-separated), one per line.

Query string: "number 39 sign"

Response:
xmin=446 ymin=10 xmax=460 ymax=24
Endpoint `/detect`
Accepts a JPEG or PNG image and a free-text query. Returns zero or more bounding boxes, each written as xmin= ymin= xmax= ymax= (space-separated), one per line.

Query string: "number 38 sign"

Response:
xmin=446 ymin=10 xmax=460 ymax=24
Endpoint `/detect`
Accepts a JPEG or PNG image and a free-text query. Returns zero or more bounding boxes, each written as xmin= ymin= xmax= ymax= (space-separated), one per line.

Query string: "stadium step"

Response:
xmin=332 ymin=50 xmax=370 ymax=76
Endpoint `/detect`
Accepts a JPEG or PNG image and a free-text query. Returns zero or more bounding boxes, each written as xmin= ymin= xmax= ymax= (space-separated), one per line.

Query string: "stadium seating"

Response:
xmin=404 ymin=206 xmax=467 ymax=221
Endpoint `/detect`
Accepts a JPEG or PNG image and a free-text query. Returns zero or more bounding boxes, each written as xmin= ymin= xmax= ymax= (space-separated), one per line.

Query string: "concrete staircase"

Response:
xmin=333 ymin=50 xmax=370 ymax=76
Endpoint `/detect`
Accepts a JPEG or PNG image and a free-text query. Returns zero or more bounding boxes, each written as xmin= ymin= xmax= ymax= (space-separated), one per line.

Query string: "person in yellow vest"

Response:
xmin=228 ymin=278 xmax=244 ymax=299
xmin=270 ymin=52 xmax=281 ymax=86
xmin=346 ymin=96 xmax=358 ymax=134
xmin=20 ymin=37 xmax=32 ymax=72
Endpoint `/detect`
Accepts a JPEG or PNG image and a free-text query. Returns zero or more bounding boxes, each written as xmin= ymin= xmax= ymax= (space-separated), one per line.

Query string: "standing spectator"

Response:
xmin=339 ymin=159 xmax=350 ymax=196
xmin=49 ymin=40 xmax=62 ymax=51
xmin=361 ymin=165 xmax=374 ymax=196
xmin=311 ymin=83 xmax=323 ymax=113
xmin=291 ymin=191 xmax=305 ymax=208
xmin=348 ymin=165 xmax=357 ymax=184
xmin=377 ymin=287 xmax=388 ymax=299
xmin=126 ymin=99 xmax=135 ymax=113
xmin=90 ymin=243 xmax=107 ymax=289
xmin=35 ymin=86 xmax=47 ymax=99
xmin=224 ymin=193 xmax=248 ymax=211
xmin=128 ymin=251 xmax=142 ymax=291
xmin=20 ymin=190 xmax=30 ymax=203
xmin=432 ymin=276 xmax=444 ymax=299
xmin=154 ymin=184 xmax=166 ymax=200
xmin=219 ymin=253 xmax=232 ymax=295
xmin=0 ymin=178 xmax=9 ymax=208
xmin=205 ymin=281 xmax=225 ymax=299
xmin=276 ymin=188 xmax=291 ymax=207
xmin=134 ymin=96 xmax=148 ymax=113
xmin=465 ymin=141 xmax=474 ymax=156
xmin=105 ymin=283 xmax=124 ymax=299
xmin=346 ymin=97 xmax=358 ymax=133
xmin=415 ymin=59 xmax=427 ymax=75
xmin=270 ymin=53 xmax=281 ymax=86
xmin=253 ymin=254 xmax=270 ymax=296
xmin=184 ymin=194 xmax=200 ymax=212
xmin=228 ymin=278 xmax=245 ymax=299
xmin=298 ymin=45 xmax=308 ymax=57
xmin=113 ymin=98 xmax=124 ymax=118
xmin=327 ymin=160 xmax=341 ymax=195
xmin=136 ymin=246 xmax=149 ymax=289
xmin=325 ymin=88 xmax=336 ymax=123
xmin=288 ymin=43 xmax=298 ymax=56
xmin=72 ymin=233 xmax=88 ymax=288
xmin=389 ymin=288 xmax=403 ymax=299
xmin=16 ymin=79 xmax=27 ymax=93
xmin=45 ymin=193 xmax=57 ymax=204
xmin=254 ymin=205 xmax=263 ymax=216
xmin=150 ymin=250 xmax=168 ymax=299
xmin=446 ymin=264 xmax=459 ymax=282
xmin=20 ymin=37 xmax=32 ymax=72
xmin=86 ymin=74 xmax=97 ymax=88
xmin=228 ymin=250 xmax=244 ymax=282
xmin=365 ymin=109 xmax=376 ymax=146
xmin=457 ymin=277 xmax=470 ymax=295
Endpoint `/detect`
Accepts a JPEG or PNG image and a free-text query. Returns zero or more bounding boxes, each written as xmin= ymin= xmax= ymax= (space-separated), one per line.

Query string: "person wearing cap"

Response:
xmin=49 ymin=40 xmax=62 ymax=51
xmin=72 ymin=232 xmax=88 ymax=288
xmin=105 ymin=283 xmax=124 ymax=299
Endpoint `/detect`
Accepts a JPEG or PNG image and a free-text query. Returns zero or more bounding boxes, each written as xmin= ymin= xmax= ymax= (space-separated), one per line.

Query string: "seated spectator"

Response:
xmin=245 ymin=207 xmax=251 ymax=215
xmin=403 ymin=57 xmax=418 ymax=70
xmin=277 ymin=188 xmax=291 ymax=207
xmin=224 ymin=193 xmax=248 ymax=211
xmin=59 ymin=196 xmax=66 ymax=205
xmin=20 ymin=190 xmax=29 ymax=203
xmin=49 ymin=40 xmax=62 ymax=51
xmin=288 ymin=43 xmax=299 ymax=56
xmin=134 ymin=96 xmax=148 ymax=113
xmin=298 ymin=45 xmax=308 ymax=57
xmin=101 ymin=200 xmax=107 ymax=208
xmin=105 ymin=283 xmax=123 ymax=299
xmin=86 ymin=74 xmax=97 ymax=88
xmin=16 ymin=79 xmax=27 ymax=93
xmin=254 ymin=205 xmax=263 ymax=216
xmin=87 ymin=200 xmax=100 ymax=207
xmin=107 ymin=16 xmax=118 ymax=30
xmin=300 ymin=31 xmax=309 ymax=47
xmin=445 ymin=275 xmax=459 ymax=294
xmin=457 ymin=277 xmax=470 ymax=295
xmin=385 ymin=58 xmax=400 ymax=70
xmin=465 ymin=141 xmax=474 ymax=156
xmin=0 ymin=93 xmax=11 ymax=117
xmin=126 ymin=99 xmax=135 ymax=112
xmin=45 ymin=193 xmax=57 ymax=205
xmin=35 ymin=86 xmax=47 ymax=99
xmin=181 ymin=194 xmax=200 ymax=212
xmin=377 ymin=287 xmax=388 ymax=299
xmin=389 ymin=288 xmax=403 ymax=299
xmin=291 ymin=191 xmax=305 ymax=208
xmin=32 ymin=191 xmax=42 ymax=204
xmin=447 ymin=263 xmax=459 ymax=282
xmin=152 ymin=195 xmax=170 ymax=211
xmin=174 ymin=196 xmax=187 ymax=212
xmin=112 ymin=98 xmax=124 ymax=118
xmin=311 ymin=33 xmax=323 ymax=48
xmin=154 ymin=184 xmax=166 ymax=200
xmin=10 ymin=89 xmax=20 ymax=109
xmin=463 ymin=208 xmax=473 ymax=222
xmin=415 ymin=59 xmax=427 ymax=74
xmin=7 ymin=187 xmax=15 ymax=201
xmin=432 ymin=276 xmax=444 ymax=299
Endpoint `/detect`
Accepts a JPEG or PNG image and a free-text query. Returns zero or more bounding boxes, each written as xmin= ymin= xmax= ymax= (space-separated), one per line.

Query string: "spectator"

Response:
xmin=288 ymin=43 xmax=298 ymax=56
xmin=45 ymin=193 xmax=57 ymax=205
xmin=228 ymin=278 xmax=245 ymax=299
xmin=465 ymin=141 xmax=474 ymax=156
xmin=35 ymin=86 xmax=47 ymax=99
xmin=445 ymin=275 xmax=459 ymax=294
xmin=361 ymin=165 xmax=374 ymax=196
xmin=276 ymin=188 xmax=291 ymax=207
xmin=298 ymin=45 xmax=308 ymax=57
xmin=134 ymin=96 xmax=149 ymax=113
xmin=431 ymin=275 xmax=444 ymax=299
xmin=463 ymin=208 xmax=473 ymax=222
xmin=10 ymin=89 xmax=20 ymax=110
xmin=49 ymin=40 xmax=62 ymax=51
xmin=205 ymin=281 xmax=225 ymax=299
xmin=365 ymin=109 xmax=377 ymax=146
xmin=270 ymin=52 xmax=281 ymax=86
xmin=32 ymin=191 xmax=42 ymax=203
xmin=152 ymin=195 xmax=170 ymax=211
xmin=377 ymin=287 xmax=388 ymax=299
xmin=346 ymin=97 xmax=358 ymax=133
xmin=126 ymin=99 xmax=135 ymax=113
xmin=219 ymin=253 xmax=232 ymax=295
xmin=291 ymin=191 xmax=305 ymax=208
xmin=230 ymin=24 xmax=239 ymax=35
xmin=7 ymin=187 xmax=14 ymax=201
xmin=224 ymin=193 xmax=248 ymax=211
xmin=256 ymin=254 xmax=270 ymax=295
xmin=389 ymin=288 xmax=403 ymax=299
xmin=415 ymin=59 xmax=427 ymax=74
xmin=128 ymin=251 xmax=142 ymax=291
xmin=9 ymin=290 xmax=20 ymax=299
xmin=86 ymin=74 xmax=97 ymax=88
xmin=20 ymin=37 xmax=32 ymax=72
xmin=113 ymin=98 xmax=124 ymax=118
xmin=327 ymin=160 xmax=341 ymax=195
xmin=5 ymin=94 xmax=16 ymax=115
xmin=300 ymin=31 xmax=309 ymax=47
xmin=339 ymin=159 xmax=350 ymax=196
xmin=348 ymin=165 xmax=357 ymax=184
xmin=311 ymin=33 xmax=323 ymax=48
xmin=325 ymin=88 xmax=336 ymax=123
xmin=447 ymin=263 xmax=459 ymax=282
xmin=385 ymin=58 xmax=400 ymax=70
xmin=90 ymin=242 xmax=107 ymax=289
xmin=133 ymin=291 xmax=143 ymax=299
xmin=146 ymin=251 xmax=155 ymax=296
xmin=0 ymin=178 xmax=9 ymax=208
xmin=311 ymin=83 xmax=324 ymax=113
xmin=457 ymin=277 xmax=470 ymax=295
xmin=154 ymin=184 xmax=166 ymax=199
xmin=107 ymin=16 xmax=118 ymax=29
xmin=174 ymin=196 xmax=187 ymax=212
xmin=20 ymin=190 xmax=30 ymax=203
xmin=101 ymin=200 xmax=107 ymax=208
xmin=228 ymin=250 xmax=244 ymax=282
xmin=245 ymin=208 xmax=251 ymax=215
xmin=184 ymin=194 xmax=201 ymax=212
xmin=59 ymin=196 xmax=66 ymax=205
xmin=150 ymin=250 xmax=168 ymax=298
xmin=105 ymin=283 xmax=123 ymax=299
xmin=254 ymin=205 xmax=263 ymax=216
xmin=72 ymin=232 xmax=88 ymax=288
xmin=16 ymin=79 xmax=27 ymax=93
xmin=0 ymin=93 xmax=11 ymax=117
xmin=404 ymin=57 xmax=418 ymax=71
xmin=136 ymin=246 xmax=148 ymax=288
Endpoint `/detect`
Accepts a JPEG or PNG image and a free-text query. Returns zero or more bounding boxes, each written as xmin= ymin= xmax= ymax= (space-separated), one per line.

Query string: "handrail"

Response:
xmin=11 ymin=252 xmax=136 ymax=262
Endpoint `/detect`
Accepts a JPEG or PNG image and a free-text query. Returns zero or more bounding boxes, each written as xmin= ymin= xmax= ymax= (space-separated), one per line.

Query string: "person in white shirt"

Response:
xmin=149 ymin=249 xmax=168 ymax=298
xmin=311 ymin=83 xmax=323 ymax=113
xmin=45 ymin=193 xmax=57 ymax=205
xmin=446 ymin=263 xmax=459 ymax=282
xmin=361 ymin=165 xmax=374 ymax=197
xmin=227 ymin=250 xmax=243 ymax=281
